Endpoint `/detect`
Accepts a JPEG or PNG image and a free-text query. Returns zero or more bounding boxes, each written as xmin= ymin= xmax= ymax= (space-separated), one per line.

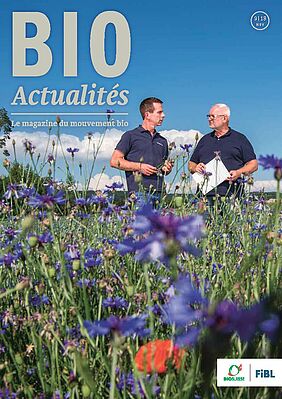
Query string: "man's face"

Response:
xmin=207 ymin=106 xmax=227 ymax=130
xmin=146 ymin=102 xmax=165 ymax=126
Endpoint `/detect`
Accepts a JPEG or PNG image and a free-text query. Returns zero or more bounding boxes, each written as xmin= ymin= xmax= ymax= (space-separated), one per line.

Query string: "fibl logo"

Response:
xmin=224 ymin=364 xmax=245 ymax=382
xmin=255 ymin=369 xmax=275 ymax=378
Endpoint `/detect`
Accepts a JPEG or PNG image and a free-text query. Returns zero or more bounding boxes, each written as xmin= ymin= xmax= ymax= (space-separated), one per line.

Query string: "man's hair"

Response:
xmin=139 ymin=97 xmax=163 ymax=119
xmin=213 ymin=103 xmax=231 ymax=117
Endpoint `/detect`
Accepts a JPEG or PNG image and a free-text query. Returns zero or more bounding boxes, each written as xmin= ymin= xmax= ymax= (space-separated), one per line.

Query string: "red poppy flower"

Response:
xmin=134 ymin=339 xmax=185 ymax=374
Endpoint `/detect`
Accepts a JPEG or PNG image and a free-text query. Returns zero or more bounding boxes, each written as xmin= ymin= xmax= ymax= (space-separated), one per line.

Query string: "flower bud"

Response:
xmin=21 ymin=215 xmax=35 ymax=231
xmin=81 ymin=384 xmax=91 ymax=398
xmin=16 ymin=277 xmax=31 ymax=291
xmin=28 ymin=236 xmax=38 ymax=247
xmin=174 ymin=196 xmax=183 ymax=208
xmin=274 ymin=167 xmax=282 ymax=181
xmin=72 ymin=260 xmax=80 ymax=271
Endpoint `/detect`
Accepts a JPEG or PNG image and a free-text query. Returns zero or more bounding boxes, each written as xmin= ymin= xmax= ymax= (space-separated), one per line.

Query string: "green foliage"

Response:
xmin=0 ymin=162 xmax=49 ymax=197
xmin=0 ymin=107 xmax=12 ymax=156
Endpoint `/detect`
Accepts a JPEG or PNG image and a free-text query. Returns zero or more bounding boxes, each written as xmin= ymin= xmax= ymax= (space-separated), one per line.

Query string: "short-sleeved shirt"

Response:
xmin=115 ymin=125 xmax=168 ymax=192
xmin=190 ymin=128 xmax=256 ymax=196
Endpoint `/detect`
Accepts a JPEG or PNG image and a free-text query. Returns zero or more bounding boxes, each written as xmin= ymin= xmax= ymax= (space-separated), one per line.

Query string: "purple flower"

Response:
xmin=164 ymin=275 xmax=280 ymax=347
xmin=18 ymin=187 xmax=36 ymax=199
xmin=0 ymin=253 xmax=17 ymax=267
xmin=47 ymin=154 xmax=55 ymax=164
xmin=106 ymin=109 xmax=115 ymax=121
xmin=258 ymin=154 xmax=282 ymax=170
xmin=29 ymin=294 xmax=50 ymax=307
xmin=23 ymin=138 xmax=36 ymax=154
xmin=76 ymin=278 xmax=96 ymax=288
xmin=83 ymin=314 xmax=149 ymax=338
xmin=66 ymin=147 xmax=79 ymax=157
xmin=206 ymin=300 xmax=239 ymax=334
xmin=84 ymin=248 xmax=102 ymax=268
xmin=116 ymin=370 xmax=160 ymax=398
xmin=164 ymin=274 xmax=207 ymax=328
xmin=28 ymin=186 xmax=65 ymax=208
xmin=64 ymin=245 xmax=80 ymax=261
xmin=180 ymin=144 xmax=192 ymax=153
xmin=105 ymin=182 xmax=123 ymax=190
xmin=75 ymin=197 xmax=87 ymax=206
xmin=37 ymin=231 xmax=53 ymax=245
xmin=117 ymin=204 xmax=204 ymax=265
xmin=102 ymin=297 xmax=129 ymax=309
xmin=259 ymin=154 xmax=282 ymax=180
xmin=4 ymin=184 xmax=21 ymax=200
xmin=260 ymin=314 xmax=280 ymax=341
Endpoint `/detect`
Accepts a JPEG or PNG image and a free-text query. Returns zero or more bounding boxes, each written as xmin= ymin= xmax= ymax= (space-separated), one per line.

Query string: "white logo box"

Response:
xmin=217 ymin=359 xmax=282 ymax=387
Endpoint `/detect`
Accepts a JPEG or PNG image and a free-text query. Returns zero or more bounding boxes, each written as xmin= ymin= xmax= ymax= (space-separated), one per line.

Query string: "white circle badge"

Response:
xmin=250 ymin=11 xmax=270 ymax=31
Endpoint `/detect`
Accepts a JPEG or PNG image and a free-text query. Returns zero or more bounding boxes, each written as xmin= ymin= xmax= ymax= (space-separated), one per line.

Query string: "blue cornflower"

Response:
xmin=28 ymin=292 xmax=49 ymax=307
xmin=75 ymin=197 xmax=87 ymax=206
xmin=76 ymin=212 xmax=90 ymax=219
xmin=105 ymin=182 xmax=123 ymax=190
xmin=66 ymin=147 xmax=79 ymax=157
xmin=180 ymin=144 xmax=192 ymax=153
xmin=3 ymin=183 xmax=21 ymax=200
xmin=106 ymin=109 xmax=115 ymax=121
xmin=28 ymin=186 xmax=65 ymax=208
xmin=76 ymin=278 xmax=96 ymax=288
xmin=84 ymin=248 xmax=102 ymax=268
xmin=4 ymin=228 xmax=19 ymax=240
xmin=87 ymin=194 xmax=108 ymax=206
xmin=259 ymin=154 xmax=282 ymax=180
xmin=64 ymin=245 xmax=80 ymax=261
xmin=117 ymin=204 xmax=204 ymax=265
xmin=18 ymin=187 xmax=36 ymax=199
xmin=0 ymin=389 xmax=18 ymax=399
xmin=102 ymin=297 xmax=129 ymax=309
xmin=23 ymin=138 xmax=36 ymax=154
xmin=116 ymin=370 xmax=160 ymax=398
xmin=83 ymin=314 xmax=149 ymax=338
xmin=164 ymin=274 xmax=280 ymax=347
xmin=163 ymin=275 xmax=207 ymax=345
xmin=0 ymin=253 xmax=17 ymax=267
xmin=258 ymin=154 xmax=282 ymax=170
xmin=47 ymin=154 xmax=55 ymax=164
xmin=260 ymin=314 xmax=280 ymax=342
xmin=37 ymin=231 xmax=53 ymax=245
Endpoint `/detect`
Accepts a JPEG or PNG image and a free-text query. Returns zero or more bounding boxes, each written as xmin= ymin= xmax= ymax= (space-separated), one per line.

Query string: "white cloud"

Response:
xmin=251 ymin=180 xmax=277 ymax=192
xmin=86 ymin=173 xmax=125 ymax=191
xmin=160 ymin=129 xmax=202 ymax=145
xmin=6 ymin=129 xmax=124 ymax=162
xmin=6 ymin=128 xmax=202 ymax=163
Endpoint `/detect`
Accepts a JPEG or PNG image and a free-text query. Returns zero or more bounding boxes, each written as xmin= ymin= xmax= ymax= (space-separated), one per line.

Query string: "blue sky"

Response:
xmin=0 ymin=0 xmax=281 ymax=187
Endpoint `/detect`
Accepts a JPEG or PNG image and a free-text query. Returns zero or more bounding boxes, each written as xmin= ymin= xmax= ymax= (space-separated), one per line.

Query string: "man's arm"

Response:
xmin=110 ymin=150 xmax=157 ymax=176
xmin=228 ymin=159 xmax=258 ymax=182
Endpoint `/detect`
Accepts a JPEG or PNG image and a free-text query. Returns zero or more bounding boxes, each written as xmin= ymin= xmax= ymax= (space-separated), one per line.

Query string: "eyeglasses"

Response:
xmin=206 ymin=114 xmax=226 ymax=120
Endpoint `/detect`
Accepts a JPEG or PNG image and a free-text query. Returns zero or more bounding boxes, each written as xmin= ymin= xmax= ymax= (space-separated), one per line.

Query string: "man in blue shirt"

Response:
xmin=189 ymin=103 xmax=258 ymax=198
xmin=110 ymin=97 xmax=173 ymax=193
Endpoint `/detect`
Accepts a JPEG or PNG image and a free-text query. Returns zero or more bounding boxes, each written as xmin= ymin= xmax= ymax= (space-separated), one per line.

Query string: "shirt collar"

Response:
xmin=138 ymin=125 xmax=158 ymax=136
xmin=211 ymin=127 xmax=232 ymax=138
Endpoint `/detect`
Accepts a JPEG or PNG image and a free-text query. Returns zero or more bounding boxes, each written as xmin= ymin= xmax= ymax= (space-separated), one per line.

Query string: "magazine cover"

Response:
xmin=0 ymin=1 xmax=281 ymax=398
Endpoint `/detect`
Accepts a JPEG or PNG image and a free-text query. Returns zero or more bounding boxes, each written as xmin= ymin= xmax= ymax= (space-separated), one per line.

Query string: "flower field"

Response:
xmin=0 ymin=131 xmax=282 ymax=398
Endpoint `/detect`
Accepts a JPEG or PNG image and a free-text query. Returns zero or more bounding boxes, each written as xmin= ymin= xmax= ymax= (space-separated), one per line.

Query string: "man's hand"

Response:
xmin=140 ymin=163 xmax=157 ymax=176
xmin=195 ymin=163 xmax=206 ymax=174
xmin=161 ymin=160 xmax=174 ymax=175
xmin=228 ymin=170 xmax=241 ymax=182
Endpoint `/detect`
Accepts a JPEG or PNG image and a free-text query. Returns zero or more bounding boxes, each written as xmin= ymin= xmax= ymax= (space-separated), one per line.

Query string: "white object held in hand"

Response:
xmin=192 ymin=157 xmax=230 ymax=195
